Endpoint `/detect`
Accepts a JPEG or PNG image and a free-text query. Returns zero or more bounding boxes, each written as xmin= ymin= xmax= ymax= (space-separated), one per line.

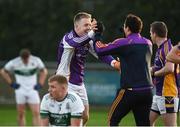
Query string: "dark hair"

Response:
xmin=19 ymin=48 xmax=31 ymax=59
xmin=150 ymin=21 xmax=168 ymax=38
xmin=48 ymin=75 xmax=68 ymax=86
xmin=74 ymin=12 xmax=91 ymax=23
xmin=124 ymin=14 xmax=143 ymax=33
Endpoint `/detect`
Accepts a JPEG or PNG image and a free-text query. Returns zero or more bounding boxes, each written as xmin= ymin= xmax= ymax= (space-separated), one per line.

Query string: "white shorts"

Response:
xmin=68 ymin=82 xmax=88 ymax=105
xmin=151 ymin=95 xmax=179 ymax=114
xmin=15 ymin=89 xmax=40 ymax=104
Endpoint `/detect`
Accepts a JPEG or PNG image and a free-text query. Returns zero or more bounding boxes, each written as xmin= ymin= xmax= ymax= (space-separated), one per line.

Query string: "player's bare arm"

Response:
xmin=38 ymin=68 xmax=48 ymax=86
xmin=154 ymin=62 xmax=174 ymax=76
xmin=0 ymin=69 xmax=13 ymax=85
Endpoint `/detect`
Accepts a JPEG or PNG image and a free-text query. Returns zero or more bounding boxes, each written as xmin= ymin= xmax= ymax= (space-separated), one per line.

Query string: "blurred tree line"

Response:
xmin=0 ymin=0 xmax=180 ymax=61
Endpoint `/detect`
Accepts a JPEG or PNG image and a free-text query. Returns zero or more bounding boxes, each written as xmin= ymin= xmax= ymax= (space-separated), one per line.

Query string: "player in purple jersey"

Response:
xmin=150 ymin=21 xmax=179 ymax=126
xmin=95 ymin=14 xmax=153 ymax=126
xmin=56 ymin=12 xmax=120 ymax=125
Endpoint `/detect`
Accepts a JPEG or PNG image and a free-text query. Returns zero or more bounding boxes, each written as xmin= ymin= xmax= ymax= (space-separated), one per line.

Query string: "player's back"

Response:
xmin=119 ymin=43 xmax=153 ymax=89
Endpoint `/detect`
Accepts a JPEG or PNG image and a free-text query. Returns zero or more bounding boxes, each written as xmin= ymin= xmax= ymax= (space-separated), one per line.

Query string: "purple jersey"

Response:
xmin=56 ymin=30 xmax=114 ymax=85
xmin=153 ymin=39 xmax=179 ymax=97
xmin=95 ymin=33 xmax=153 ymax=89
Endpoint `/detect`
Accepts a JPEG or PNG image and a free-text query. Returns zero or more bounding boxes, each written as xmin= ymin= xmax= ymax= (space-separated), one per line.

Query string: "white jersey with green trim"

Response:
xmin=4 ymin=55 xmax=45 ymax=91
xmin=40 ymin=91 xmax=84 ymax=126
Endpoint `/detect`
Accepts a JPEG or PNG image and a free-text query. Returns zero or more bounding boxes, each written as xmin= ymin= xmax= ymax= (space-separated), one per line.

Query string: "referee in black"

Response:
xmin=95 ymin=14 xmax=153 ymax=126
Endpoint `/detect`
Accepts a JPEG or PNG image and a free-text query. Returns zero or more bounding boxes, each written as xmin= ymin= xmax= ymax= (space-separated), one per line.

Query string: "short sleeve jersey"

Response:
xmin=40 ymin=91 xmax=84 ymax=126
xmin=4 ymin=55 xmax=45 ymax=90
xmin=153 ymin=39 xmax=179 ymax=97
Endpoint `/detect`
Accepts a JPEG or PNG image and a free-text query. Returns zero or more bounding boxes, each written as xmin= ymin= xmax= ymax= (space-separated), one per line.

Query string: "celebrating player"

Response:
xmin=95 ymin=14 xmax=153 ymax=126
xmin=150 ymin=21 xmax=179 ymax=126
xmin=55 ymin=12 xmax=120 ymax=125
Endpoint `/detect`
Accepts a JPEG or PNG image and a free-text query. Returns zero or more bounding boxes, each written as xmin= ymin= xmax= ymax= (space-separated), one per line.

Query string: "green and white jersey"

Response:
xmin=4 ymin=55 xmax=45 ymax=90
xmin=40 ymin=92 xmax=84 ymax=126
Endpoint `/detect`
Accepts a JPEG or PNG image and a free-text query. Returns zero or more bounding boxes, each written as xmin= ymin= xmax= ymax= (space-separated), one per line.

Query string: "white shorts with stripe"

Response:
xmin=151 ymin=95 xmax=179 ymax=114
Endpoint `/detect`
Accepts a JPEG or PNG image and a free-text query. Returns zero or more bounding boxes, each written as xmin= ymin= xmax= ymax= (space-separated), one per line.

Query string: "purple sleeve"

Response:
xmin=95 ymin=38 xmax=128 ymax=56
xmin=98 ymin=55 xmax=114 ymax=66
xmin=160 ymin=39 xmax=173 ymax=63
xmin=65 ymin=32 xmax=91 ymax=48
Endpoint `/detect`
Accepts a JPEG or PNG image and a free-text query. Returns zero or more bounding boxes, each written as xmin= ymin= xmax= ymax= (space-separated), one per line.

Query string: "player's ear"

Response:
xmin=74 ymin=21 xmax=80 ymax=29
xmin=126 ymin=26 xmax=130 ymax=31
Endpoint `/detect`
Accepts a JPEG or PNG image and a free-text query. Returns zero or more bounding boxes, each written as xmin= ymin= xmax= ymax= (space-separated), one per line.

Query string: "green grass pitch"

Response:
xmin=0 ymin=105 xmax=179 ymax=126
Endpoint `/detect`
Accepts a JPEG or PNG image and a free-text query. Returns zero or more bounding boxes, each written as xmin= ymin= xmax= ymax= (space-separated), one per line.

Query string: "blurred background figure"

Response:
xmin=0 ymin=48 xmax=48 ymax=126
xmin=40 ymin=75 xmax=84 ymax=126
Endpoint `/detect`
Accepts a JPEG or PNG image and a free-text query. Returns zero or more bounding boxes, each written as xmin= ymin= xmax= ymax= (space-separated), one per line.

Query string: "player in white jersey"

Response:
xmin=0 ymin=49 xmax=48 ymax=126
xmin=56 ymin=12 xmax=120 ymax=125
xmin=40 ymin=75 xmax=84 ymax=126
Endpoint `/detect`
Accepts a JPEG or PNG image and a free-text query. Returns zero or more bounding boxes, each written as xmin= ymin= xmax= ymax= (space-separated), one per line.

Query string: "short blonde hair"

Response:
xmin=73 ymin=12 xmax=91 ymax=23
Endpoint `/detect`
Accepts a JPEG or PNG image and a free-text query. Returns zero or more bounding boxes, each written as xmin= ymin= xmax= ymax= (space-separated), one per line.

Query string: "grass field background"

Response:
xmin=1 ymin=105 xmax=178 ymax=126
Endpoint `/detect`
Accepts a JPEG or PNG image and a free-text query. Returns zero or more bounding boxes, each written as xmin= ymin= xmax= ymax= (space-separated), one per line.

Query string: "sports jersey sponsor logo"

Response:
xmin=49 ymin=113 xmax=70 ymax=126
